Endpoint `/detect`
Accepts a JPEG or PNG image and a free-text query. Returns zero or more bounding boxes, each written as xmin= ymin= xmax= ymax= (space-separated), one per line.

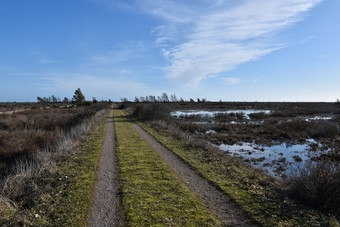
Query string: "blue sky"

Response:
xmin=0 ymin=0 xmax=339 ymax=102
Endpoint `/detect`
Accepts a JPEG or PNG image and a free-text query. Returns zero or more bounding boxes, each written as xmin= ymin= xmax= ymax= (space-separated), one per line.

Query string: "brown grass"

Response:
xmin=0 ymin=106 xmax=108 ymax=225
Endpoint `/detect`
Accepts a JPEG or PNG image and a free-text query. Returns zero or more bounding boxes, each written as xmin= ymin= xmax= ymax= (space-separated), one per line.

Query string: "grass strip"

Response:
xmin=114 ymin=109 xmax=222 ymax=226
xmin=27 ymin=110 xmax=109 ymax=226
xmin=137 ymin=121 xmax=335 ymax=226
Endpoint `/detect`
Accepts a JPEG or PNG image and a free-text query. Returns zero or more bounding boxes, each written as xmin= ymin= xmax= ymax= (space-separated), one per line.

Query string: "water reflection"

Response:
xmin=171 ymin=110 xmax=271 ymax=119
xmin=217 ymin=139 xmax=329 ymax=177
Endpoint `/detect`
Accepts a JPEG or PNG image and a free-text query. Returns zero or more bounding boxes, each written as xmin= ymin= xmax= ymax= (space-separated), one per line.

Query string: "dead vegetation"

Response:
xmin=0 ymin=103 xmax=109 ymax=224
xmin=130 ymin=102 xmax=340 ymax=220
xmin=286 ymin=161 xmax=340 ymax=215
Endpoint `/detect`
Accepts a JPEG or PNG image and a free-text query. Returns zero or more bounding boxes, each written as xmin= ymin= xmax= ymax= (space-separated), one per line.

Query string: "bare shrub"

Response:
xmin=312 ymin=121 xmax=339 ymax=138
xmin=286 ymin=161 xmax=340 ymax=215
xmin=248 ymin=112 xmax=268 ymax=120
xmin=0 ymin=108 xmax=107 ymax=211
xmin=132 ymin=103 xmax=170 ymax=122
xmin=0 ymin=104 xmax=107 ymax=167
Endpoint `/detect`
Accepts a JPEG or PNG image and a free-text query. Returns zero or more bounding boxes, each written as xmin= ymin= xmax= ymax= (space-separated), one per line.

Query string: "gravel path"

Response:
xmin=124 ymin=111 xmax=258 ymax=226
xmin=87 ymin=109 xmax=123 ymax=227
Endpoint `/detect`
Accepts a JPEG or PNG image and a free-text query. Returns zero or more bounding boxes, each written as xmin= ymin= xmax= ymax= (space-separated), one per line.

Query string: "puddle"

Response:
xmin=171 ymin=110 xmax=271 ymax=119
xmin=205 ymin=130 xmax=217 ymax=134
xmin=302 ymin=116 xmax=332 ymax=122
xmin=217 ymin=139 xmax=328 ymax=177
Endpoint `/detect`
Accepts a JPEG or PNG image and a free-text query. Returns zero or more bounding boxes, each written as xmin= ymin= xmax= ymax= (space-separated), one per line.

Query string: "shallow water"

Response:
xmin=171 ymin=109 xmax=271 ymax=119
xmin=217 ymin=139 xmax=328 ymax=177
xmin=302 ymin=116 xmax=332 ymax=122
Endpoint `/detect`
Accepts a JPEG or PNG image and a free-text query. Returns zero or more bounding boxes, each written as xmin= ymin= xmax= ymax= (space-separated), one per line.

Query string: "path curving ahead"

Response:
xmin=87 ymin=109 xmax=123 ymax=227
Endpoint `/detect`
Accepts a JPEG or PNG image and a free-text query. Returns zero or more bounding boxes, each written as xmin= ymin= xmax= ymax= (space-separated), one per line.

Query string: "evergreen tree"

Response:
xmin=72 ymin=88 xmax=85 ymax=104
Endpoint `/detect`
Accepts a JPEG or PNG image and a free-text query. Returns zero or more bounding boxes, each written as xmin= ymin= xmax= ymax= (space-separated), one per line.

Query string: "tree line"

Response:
xmin=121 ymin=93 xmax=207 ymax=103
xmin=37 ymin=88 xmax=110 ymax=106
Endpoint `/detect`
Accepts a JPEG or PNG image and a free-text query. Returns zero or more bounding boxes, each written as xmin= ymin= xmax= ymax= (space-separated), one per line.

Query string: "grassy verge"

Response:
xmin=7 ymin=110 xmax=109 ymax=226
xmin=114 ymin=109 xmax=222 ymax=226
xmin=136 ymin=120 xmax=337 ymax=226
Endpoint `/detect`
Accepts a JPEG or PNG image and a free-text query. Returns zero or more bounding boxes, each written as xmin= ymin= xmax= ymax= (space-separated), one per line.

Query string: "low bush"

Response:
xmin=287 ymin=161 xmax=340 ymax=216
xmin=0 ymin=103 xmax=109 ymax=169
xmin=312 ymin=121 xmax=339 ymax=138
xmin=132 ymin=103 xmax=170 ymax=122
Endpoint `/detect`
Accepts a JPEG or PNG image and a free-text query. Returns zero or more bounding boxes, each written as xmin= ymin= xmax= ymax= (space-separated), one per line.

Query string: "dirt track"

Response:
xmin=87 ymin=109 xmax=123 ymax=226
xmin=124 ymin=111 xmax=257 ymax=226
xmin=87 ymin=109 xmax=257 ymax=226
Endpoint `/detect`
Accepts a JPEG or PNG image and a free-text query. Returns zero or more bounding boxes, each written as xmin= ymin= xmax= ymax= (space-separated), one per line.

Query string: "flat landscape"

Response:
xmin=1 ymin=1 xmax=340 ymax=226
xmin=1 ymin=101 xmax=338 ymax=226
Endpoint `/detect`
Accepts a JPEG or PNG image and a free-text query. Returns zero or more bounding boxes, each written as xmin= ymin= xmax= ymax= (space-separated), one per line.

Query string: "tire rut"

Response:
xmin=87 ymin=109 xmax=123 ymax=227
xmin=122 ymin=111 xmax=258 ymax=226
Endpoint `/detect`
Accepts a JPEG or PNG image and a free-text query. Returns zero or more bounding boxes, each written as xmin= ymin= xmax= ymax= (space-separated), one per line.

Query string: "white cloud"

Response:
xmin=31 ymin=49 xmax=58 ymax=64
xmin=87 ymin=0 xmax=323 ymax=87
xmin=141 ymin=0 xmax=323 ymax=86
xmin=119 ymin=69 xmax=129 ymax=74
xmin=91 ymin=41 xmax=147 ymax=64
xmin=221 ymin=77 xmax=241 ymax=85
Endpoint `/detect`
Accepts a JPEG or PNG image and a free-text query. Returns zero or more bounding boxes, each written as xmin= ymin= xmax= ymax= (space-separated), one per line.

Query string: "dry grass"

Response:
xmin=0 ymin=105 xmax=108 ymax=225
xmin=286 ymin=161 xmax=340 ymax=216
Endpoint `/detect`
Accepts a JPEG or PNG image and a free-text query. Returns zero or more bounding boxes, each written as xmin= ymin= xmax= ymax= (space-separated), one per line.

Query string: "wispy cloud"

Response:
xmin=140 ymin=0 xmax=323 ymax=86
xmin=86 ymin=0 xmax=133 ymax=11
xmin=221 ymin=77 xmax=241 ymax=85
xmin=87 ymin=0 xmax=323 ymax=87
xmin=31 ymin=49 xmax=58 ymax=64
xmin=119 ymin=69 xmax=129 ymax=74
xmin=91 ymin=41 xmax=147 ymax=64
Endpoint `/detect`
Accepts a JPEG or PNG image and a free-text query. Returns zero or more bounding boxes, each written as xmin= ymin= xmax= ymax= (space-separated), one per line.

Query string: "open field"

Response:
xmin=0 ymin=101 xmax=338 ymax=225
xmin=129 ymin=101 xmax=340 ymax=223
xmin=130 ymin=102 xmax=340 ymax=177
xmin=0 ymin=103 xmax=108 ymax=170
xmin=0 ymin=103 xmax=109 ymax=225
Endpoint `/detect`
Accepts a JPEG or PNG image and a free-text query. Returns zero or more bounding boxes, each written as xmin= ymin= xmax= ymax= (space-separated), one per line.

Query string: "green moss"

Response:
xmin=137 ymin=120 xmax=333 ymax=226
xmin=114 ymin=109 xmax=223 ymax=226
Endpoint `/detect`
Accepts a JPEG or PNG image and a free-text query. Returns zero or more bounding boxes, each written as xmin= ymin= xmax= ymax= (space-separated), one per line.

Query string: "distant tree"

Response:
xmin=51 ymin=95 xmax=58 ymax=103
xmin=92 ymin=97 xmax=98 ymax=104
xmin=202 ymin=98 xmax=207 ymax=102
xmin=161 ymin=93 xmax=169 ymax=102
xmin=62 ymin=97 xmax=69 ymax=103
xmin=140 ymin=97 xmax=145 ymax=102
xmin=189 ymin=98 xmax=195 ymax=102
xmin=134 ymin=96 xmax=140 ymax=103
xmin=197 ymin=98 xmax=201 ymax=102
xmin=37 ymin=97 xmax=45 ymax=103
xmin=149 ymin=95 xmax=156 ymax=102
xmin=120 ymin=97 xmax=129 ymax=102
xmin=179 ymin=98 xmax=184 ymax=102
xmin=170 ymin=94 xmax=178 ymax=102
xmin=73 ymin=88 xmax=85 ymax=104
